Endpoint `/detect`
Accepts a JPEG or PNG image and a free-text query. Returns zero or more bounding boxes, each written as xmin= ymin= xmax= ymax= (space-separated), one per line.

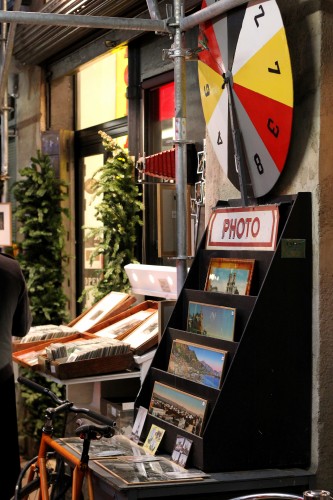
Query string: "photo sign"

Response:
xmin=206 ymin=205 xmax=279 ymax=251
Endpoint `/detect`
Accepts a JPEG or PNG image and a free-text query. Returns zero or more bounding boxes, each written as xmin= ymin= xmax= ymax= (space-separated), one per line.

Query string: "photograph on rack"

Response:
xmin=130 ymin=405 xmax=148 ymax=443
xmin=167 ymin=338 xmax=228 ymax=389
xmin=171 ymin=435 xmax=193 ymax=467
xmin=143 ymin=424 xmax=165 ymax=455
xmin=187 ymin=301 xmax=236 ymax=341
xmin=148 ymin=381 xmax=208 ymax=436
xmin=205 ymin=258 xmax=255 ymax=295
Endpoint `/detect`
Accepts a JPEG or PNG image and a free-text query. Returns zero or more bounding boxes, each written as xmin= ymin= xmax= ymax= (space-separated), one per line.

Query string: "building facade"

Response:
xmin=3 ymin=0 xmax=333 ymax=491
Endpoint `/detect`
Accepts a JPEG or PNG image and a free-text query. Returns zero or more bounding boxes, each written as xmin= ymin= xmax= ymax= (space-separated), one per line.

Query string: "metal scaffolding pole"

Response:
xmin=0 ymin=0 xmax=249 ymax=32
xmin=0 ymin=0 xmax=21 ymax=202
xmin=0 ymin=0 xmax=8 ymax=203
xmin=181 ymin=0 xmax=247 ymax=31
xmin=0 ymin=10 xmax=169 ymax=32
xmin=173 ymin=0 xmax=188 ymax=295
xmin=0 ymin=0 xmax=20 ymax=104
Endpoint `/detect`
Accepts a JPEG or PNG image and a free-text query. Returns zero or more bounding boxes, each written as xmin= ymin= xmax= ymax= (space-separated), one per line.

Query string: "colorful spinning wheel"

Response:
xmin=198 ymin=0 xmax=293 ymax=201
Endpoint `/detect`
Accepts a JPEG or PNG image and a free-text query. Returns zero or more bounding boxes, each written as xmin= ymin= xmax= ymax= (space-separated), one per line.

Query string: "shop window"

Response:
xmin=76 ymin=46 xmax=128 ymax=130
xmin=79 ymin=133 xmax=128 ymax=308
xmin=147 ymin=80 xmax=174 ymax=153
xmin=143 ymin=76 xmax=175 ymax=266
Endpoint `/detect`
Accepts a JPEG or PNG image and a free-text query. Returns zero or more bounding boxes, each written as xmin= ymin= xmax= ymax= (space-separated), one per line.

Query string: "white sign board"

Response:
xmin=206 ymin=205 xmax=279 ymax=251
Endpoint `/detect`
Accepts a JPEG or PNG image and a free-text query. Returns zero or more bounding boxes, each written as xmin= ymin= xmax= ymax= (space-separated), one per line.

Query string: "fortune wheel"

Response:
xmin=198 ymin=0 xmax=293 ymax=202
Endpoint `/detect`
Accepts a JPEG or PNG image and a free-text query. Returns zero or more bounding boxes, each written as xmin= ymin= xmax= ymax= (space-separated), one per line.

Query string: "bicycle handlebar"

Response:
xmin=17 ymin=375 xmax=117 ymax=428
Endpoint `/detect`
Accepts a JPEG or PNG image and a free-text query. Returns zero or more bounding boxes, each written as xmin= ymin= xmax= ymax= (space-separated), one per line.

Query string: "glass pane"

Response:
xmin=80 ymin=134 xmax=128 ymax=306
xmin=83 ymin=154 xmax=104 ymax=307
xmin=148 ymin=81 xmax=174 ymax=153
xmin=76 ymin=46 xmax=128 ymax=130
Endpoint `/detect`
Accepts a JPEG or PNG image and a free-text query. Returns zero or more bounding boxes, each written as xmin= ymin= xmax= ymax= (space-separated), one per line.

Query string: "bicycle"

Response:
xmin=13 ymin=375 xmax=117 ymax=500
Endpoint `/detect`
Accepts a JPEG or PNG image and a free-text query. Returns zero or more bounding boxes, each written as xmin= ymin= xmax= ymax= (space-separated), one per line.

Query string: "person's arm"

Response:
xmin=12 ymin=274 xmax=32 ymax=338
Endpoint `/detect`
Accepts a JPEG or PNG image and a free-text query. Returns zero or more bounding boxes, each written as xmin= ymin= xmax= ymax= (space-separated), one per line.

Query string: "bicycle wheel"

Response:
xmin=12 ymin=452 xmax=72 ymax=500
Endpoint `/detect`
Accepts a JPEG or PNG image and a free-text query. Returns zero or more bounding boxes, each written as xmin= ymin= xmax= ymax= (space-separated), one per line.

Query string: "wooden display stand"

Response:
xmin=135 ymin=192 xmax=312 ymax=473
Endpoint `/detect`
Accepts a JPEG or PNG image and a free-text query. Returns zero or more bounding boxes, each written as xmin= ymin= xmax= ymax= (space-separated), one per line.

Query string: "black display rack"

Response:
xmin=135 ymin=192 xmax=312 ymax=473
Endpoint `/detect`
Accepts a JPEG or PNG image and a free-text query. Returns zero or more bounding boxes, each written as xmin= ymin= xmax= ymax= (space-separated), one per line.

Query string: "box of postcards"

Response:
xmin=37 ymin=335 xmax=134 ymax=379
xmin=13 ymin=291 xmax=137 ymax=353
xmin=12 ymin=333 xmax=96 ymax=370
xmin=12 ymin=325 xmax=87 ymax=353
xmin=90 ymin=300 xmax=159 ymax=355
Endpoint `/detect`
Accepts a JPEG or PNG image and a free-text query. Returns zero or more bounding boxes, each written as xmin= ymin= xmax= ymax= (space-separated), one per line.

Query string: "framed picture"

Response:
xmin=121 ymin=310 xmax=158 ymax=349
xmin=167 ymin=339 xmax=228 ymax=389
xmin=84 ymin=247 xmax=103 ymax=270
xmin=201 ymin=180 xmax=206 ymax=204
xmin=95 ymin=455 xmax=207 ymax=484
xmin=143 ymin=424 xmax=165 ymax=455
xmin=148 ymin=381 xmax=208 ymax=436
xmin=187 ymin=301 xmax=236 ymax=341
xmin=72 ymin=291 xmax=129 ymax=333
xmin=96 ymin=309 xmax=155 ymax=339
xmin=195 ymin=181 xmax=203 ymax=204
xmin=197 ymin=150 xmax=205 ymax=175
xmin=0 ymin=202 xmax=12 ymax=246
xmin=205 ymin=258 xmax=255 ymax=295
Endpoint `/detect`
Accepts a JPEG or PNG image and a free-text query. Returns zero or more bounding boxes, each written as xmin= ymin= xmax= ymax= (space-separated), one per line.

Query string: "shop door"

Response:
xmin=74 ymin=120 xmax=128 ymax=312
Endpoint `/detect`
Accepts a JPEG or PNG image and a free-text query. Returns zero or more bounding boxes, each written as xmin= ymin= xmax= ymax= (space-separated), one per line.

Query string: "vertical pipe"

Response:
xmin=1 ymin=0 xmax=8 ymax=203
xmin=173 ymin=0 xmax=188 ymax=296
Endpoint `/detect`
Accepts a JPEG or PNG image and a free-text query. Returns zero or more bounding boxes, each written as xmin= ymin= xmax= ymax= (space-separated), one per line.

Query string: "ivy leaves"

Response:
xmin=11 ymin=151 xmax=70 ymax=325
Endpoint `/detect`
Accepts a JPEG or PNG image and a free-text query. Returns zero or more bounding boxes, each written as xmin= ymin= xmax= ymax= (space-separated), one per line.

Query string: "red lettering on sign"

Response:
xmin=221 ymin=217 xmax=261 ymax=240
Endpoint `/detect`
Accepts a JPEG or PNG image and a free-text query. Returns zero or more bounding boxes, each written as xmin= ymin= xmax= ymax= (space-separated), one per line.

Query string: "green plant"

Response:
xmin=82 ymin=131 xmax=143 ymax=303
xmin=11 ymin=151 xmax=69 ymax=454
xmin=11 ymin=150 xmax=70 ymax=325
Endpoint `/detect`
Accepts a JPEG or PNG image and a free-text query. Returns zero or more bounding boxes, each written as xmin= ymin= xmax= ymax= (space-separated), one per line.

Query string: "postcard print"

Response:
xmin=143 ymin=424 xmax=165 ymax=455
xmin=130 ymin=406 xmax=148 ymax=443
xmin=187 ymin=301 xmax=236 ymax=341
xmin=149 ymin=381 xmax=208 ymax=436
xmin=167 ymin=339 xmax=227 ymax=389
xmin=205 ymin=258 xmax=255 ymax=295
xmin=171 ymin=434 xmax=193 ymax=467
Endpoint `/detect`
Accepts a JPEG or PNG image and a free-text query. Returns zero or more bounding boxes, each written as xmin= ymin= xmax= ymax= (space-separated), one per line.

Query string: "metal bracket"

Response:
xmin=162 ymin=46 xmax=196 ymax=61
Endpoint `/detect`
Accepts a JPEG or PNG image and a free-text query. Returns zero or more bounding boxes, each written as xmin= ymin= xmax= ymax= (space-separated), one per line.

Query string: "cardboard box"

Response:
xmin=14 ymin=333 xmax=135 ymax=379
xmin=38 ymin=351 xmax=133 ymax=380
